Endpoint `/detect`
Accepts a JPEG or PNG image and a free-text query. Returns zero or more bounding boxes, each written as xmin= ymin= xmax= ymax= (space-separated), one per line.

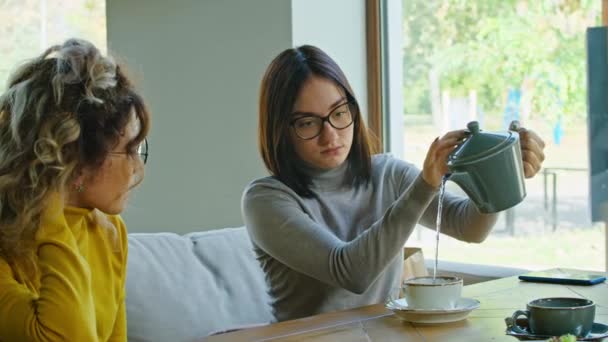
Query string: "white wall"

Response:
xmin=291 ymin=0 xmax=368 ymax=121
xmin=107 ymin=0 xmax=292 ymax=233
xmin=107 ymin=0 xmax=368 ymax=233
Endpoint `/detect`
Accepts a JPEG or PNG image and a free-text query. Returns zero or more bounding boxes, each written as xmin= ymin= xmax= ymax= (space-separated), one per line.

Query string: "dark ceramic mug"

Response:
xmin=511 ymin=297 xmax=595 ymax=337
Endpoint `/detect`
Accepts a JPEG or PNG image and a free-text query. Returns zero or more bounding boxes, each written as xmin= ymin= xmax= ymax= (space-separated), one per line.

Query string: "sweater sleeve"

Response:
xmin=393 ymin=159 xmax=499 ymax=243
xmin=242 ymin=174 xmax=437 ymax=294
xmin=107 ymin=297 xmax=126 ymax=341
xmin=108 ymin=217 xmax=128 ymax=342
xmin=418 ymin=192 xmax=499 ymax=243
xmin=0 ymin=197 xmax=97 ymax=341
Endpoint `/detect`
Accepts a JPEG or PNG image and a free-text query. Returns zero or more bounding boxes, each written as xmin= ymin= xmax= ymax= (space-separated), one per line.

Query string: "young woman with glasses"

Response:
xmin=242 ymin=45 xmax=545 ymax=322
xmin=0 ymin=38 xmax=150 ymax=340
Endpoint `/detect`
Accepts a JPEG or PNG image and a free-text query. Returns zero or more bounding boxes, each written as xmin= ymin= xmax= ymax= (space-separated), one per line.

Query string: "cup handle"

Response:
xmin=510 ymin=310 xmax=530 ymax=334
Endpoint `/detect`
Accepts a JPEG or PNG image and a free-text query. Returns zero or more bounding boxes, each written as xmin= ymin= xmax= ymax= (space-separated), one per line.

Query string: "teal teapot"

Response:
xmin=446 ymin=121 xmax=526 ymax=213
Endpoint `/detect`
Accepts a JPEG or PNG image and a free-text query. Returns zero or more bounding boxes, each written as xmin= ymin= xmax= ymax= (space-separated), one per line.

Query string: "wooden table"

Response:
xmin=206 ymin=269 xmax=608 ymax=341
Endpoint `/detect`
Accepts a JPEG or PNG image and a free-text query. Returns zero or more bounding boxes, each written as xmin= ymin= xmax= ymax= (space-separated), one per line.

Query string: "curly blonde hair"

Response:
xmin=0 ymin=38 xmax=150 ymax=276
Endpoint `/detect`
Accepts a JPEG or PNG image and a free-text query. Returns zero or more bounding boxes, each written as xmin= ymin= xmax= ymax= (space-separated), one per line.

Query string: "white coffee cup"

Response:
xmin=402 ymin=276 xmax=463 ymax=310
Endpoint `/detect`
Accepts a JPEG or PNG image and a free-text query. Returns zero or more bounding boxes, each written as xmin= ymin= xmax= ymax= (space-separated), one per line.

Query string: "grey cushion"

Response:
xmin=125 ymin=227 xmax=273 ymax=342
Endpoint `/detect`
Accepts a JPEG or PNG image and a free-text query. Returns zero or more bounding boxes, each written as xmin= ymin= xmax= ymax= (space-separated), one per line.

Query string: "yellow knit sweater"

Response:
xmin=0 ymin=195 xmax=128 ymax=341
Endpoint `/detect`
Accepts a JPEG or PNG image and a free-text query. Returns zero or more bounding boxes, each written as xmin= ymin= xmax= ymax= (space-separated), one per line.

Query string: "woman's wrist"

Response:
xmin=421 ymin=169 xmax=440 ymax=189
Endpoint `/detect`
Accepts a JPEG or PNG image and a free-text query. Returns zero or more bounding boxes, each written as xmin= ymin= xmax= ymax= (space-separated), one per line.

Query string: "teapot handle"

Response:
xmin=508 ymin=120 xmax=521 ymax=131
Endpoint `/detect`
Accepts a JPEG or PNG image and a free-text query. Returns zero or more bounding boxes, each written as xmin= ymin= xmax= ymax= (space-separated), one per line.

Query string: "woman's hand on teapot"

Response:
xmin=422 ymin=130 xmax=469 ymax=188
xmin=509 ymin=121 xmax=546 ymax=178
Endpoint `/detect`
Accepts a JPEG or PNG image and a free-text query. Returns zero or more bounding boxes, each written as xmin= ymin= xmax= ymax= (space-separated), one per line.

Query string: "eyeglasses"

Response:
xmin=108 ymin=138 xmax=149 ymax=164
xmin=290 ymin=101 xmax=355 ymax=140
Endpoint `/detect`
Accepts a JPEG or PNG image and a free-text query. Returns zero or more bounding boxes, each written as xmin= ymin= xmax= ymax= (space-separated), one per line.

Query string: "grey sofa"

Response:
xmin=125 ymin=227 xmax=273 ymax=342
xmin=124 ymin=227 xmax=526 ymax=341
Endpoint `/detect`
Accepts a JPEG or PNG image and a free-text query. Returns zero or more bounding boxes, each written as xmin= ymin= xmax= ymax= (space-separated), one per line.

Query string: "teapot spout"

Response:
xmin=447 ymin=172 xmax=488 ymax=212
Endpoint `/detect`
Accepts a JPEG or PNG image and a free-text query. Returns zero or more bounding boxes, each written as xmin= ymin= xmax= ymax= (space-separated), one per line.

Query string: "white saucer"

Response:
xmin=386 ymin=297 xmax=480 ymax=324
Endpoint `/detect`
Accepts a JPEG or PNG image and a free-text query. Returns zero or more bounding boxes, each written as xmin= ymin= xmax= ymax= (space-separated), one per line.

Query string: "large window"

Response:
xmin=0 ymin=0 xmax=106 ymax=93
xmin=383 ymin=0 xmax=605 ymax=271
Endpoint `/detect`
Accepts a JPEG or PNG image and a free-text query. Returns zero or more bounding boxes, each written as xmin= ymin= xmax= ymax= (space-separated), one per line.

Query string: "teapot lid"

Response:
xmin=447 ymin=121 xmax=517 ymax=166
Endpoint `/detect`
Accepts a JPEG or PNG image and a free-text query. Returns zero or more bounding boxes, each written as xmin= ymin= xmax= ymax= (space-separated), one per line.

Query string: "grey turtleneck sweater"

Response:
xmin=241 ymin=154 xmax=498 ymax=322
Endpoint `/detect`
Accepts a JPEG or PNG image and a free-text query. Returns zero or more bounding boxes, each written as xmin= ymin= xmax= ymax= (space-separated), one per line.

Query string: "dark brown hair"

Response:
xmin=258 ymin=45 xmax=375 ymax=197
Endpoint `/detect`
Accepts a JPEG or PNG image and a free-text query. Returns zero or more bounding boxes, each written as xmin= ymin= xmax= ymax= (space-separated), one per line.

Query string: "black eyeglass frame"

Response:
xmin=108 ymin=138 xmax=149 ymax=164
xmin=138 ymin=138 xmax=149 ymax=164
xmin=289 ymin=101 xmax=356 ymax=140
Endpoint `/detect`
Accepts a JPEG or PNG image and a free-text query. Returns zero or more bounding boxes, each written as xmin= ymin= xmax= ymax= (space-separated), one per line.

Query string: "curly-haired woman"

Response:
xmin=0 ymin=39 xmax=150 ymax=341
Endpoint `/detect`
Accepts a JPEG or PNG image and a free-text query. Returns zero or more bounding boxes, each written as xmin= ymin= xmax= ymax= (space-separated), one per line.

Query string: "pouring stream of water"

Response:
xmin=433 ymin=175 xmax=449 ymax=280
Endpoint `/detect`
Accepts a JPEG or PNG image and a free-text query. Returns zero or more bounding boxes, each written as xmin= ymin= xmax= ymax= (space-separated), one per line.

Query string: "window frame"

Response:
xmin=368 ymin=0 xmax=608 ymax=272
xmin=366 ymin=0 xmax=384 ymax=152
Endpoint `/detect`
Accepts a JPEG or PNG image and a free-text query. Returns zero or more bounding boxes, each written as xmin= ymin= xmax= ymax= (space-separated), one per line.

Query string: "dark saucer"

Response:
xmin=505 ymin=316 xmax=608 ymax=341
